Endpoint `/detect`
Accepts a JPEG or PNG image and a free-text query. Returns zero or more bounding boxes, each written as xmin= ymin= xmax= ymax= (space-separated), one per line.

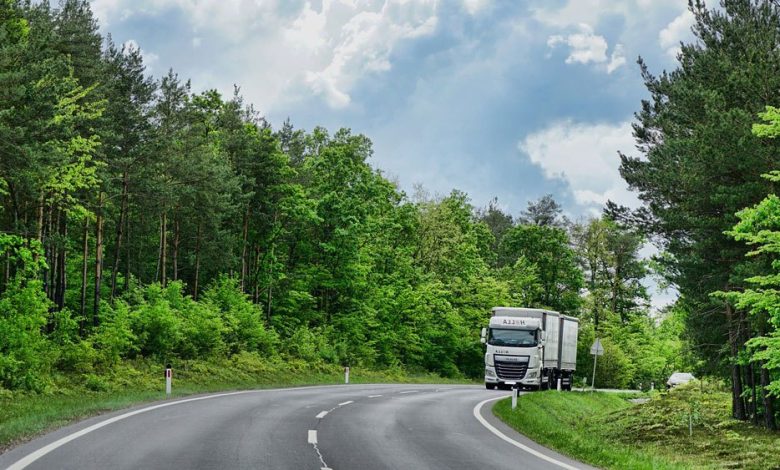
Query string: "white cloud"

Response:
xmin=302 ymin=1 xmax=439 ymax=108
xmin=462 ymin=0 xmax=490 ymax=15
xmin=95 ymin=0 xmax=438 ymax=111
xmin=606 ymin=44 xmax=626 ymax=73
xmin=547 ymin=24 xmax=607 ymax=64
xmin=519 ymin=119 xmax=639 ymax=209
xmin=659 ymin=9 xmax=694 ymax=58
xmin=547 ymin=24 xmax=626 ymax=73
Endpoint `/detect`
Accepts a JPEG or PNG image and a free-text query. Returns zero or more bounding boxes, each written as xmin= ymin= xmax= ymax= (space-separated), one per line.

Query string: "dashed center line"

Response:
xmin=338 ymin=400 xmax=354 ymax=406
xmin=316 ymin=411 xmax=328 ymax=419
xmin=400 ymin=390 xmax=418 ymax=394
xmin=308 ymin=430 xmax=318 ymax=444
xmin=368 ymin=394 xmax=382 ymax=398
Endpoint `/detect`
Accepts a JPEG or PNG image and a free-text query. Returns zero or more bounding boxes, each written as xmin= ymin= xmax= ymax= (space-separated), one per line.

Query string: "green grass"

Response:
xmin=0 ymin=353 xmax=472 ymax=453
xmin=493 ymin=384 xmax=780 ymax=470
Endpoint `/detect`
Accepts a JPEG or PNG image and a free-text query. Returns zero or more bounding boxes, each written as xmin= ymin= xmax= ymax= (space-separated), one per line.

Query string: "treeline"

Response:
xmin=616 ymin=0 xmax=780 ymax=429
xmin=0 ymin=0 xmax=681 ymax=393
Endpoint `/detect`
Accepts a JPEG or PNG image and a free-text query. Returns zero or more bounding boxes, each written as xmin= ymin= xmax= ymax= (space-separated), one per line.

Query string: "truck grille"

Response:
xmin=495 ymin=361 xmax=527 ymax=380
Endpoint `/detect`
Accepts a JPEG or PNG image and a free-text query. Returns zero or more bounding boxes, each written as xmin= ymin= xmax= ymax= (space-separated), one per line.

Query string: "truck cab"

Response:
xmin=482 ymin=307 xmax=578 ymax=391
xmin=482 ymin=314 xmax=543 ymax=389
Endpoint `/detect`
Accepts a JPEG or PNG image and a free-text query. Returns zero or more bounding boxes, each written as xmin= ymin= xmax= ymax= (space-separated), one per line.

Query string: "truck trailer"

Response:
xmin=481 ymin=307 xmax=578 ymax=391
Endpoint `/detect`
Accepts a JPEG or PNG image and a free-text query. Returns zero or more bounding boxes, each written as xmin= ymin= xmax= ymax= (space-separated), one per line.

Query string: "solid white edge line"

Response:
xmin=472 ymin=396 xmax=580 ymax=470
xmin=5 ymin=384 xmax=354 ymax=470
xmin=338 ymin=400 xmax=353 ymax=406
xmin=308 ymin=430 xmax=318 ymax=444
xmin=316 ymin=411 xmax=328 ymax=419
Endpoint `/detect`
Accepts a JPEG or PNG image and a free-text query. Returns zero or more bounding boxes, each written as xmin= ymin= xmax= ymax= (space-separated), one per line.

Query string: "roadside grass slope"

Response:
xmin=493 ymin=384 xmax=780 ymax=470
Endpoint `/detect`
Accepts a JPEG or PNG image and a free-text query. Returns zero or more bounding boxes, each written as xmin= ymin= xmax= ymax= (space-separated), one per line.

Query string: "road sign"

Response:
xmin=590 ymin=338 xmax=604 ymax=356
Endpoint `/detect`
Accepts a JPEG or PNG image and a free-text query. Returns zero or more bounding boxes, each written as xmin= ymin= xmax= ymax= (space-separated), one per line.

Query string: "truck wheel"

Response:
xmin=485 ymin=383 xmax=496 ymax=390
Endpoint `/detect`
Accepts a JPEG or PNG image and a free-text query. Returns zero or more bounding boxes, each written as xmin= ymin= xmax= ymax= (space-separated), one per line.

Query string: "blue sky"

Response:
xmin=90 ymin=0 xmax=695 ymax=307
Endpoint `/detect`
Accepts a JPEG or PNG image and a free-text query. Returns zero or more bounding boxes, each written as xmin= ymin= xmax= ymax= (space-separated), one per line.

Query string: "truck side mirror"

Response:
xmin=480 ymin=337 xmax=486 ymax=344
xmin=480 ymin=328 xmax=487 ymax=344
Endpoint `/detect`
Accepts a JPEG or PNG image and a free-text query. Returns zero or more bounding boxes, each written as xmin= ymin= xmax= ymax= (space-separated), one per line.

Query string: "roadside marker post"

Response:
xmin=345 ymin=366 xmax=350 ymax=384
xmin=590 ymin=338 xmax=604 ymax=391
xmin=557 ymin=377 xmax=561 ymax=391
xmin=165 ymin=364 xmax=172 ymax=397
xmin=509 ymin=382 xmax=519 ymax=409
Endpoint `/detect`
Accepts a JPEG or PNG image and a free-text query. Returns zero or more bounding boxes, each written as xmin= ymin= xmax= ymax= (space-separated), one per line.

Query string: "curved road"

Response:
xmin=0 ymin=384 xmax=595 ymax=470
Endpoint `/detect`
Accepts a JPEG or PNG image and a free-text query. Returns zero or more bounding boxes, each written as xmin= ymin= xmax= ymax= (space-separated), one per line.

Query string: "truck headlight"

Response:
xmin=485 ymin=353 xmax=494 ymax=366
xmin=526 ymin=370 xmax=537 ymax=379
xmin=485 ymin=368 xmax=496 ymax=377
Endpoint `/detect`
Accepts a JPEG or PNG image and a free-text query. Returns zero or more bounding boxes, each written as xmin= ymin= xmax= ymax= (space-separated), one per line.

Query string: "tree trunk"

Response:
xmin=45 ymin=205 xmax=55 ymax=301
xmin=124 ymin=209 xmax=131 ymax=292
xmin=761 ymin=362 xmax=777 ymax=430
xmin=80 ymin=218 xmax=89 ymax=325
xmin=748 ymin=362 xmax=758 ymax=424
xmin=726 ymin=303 xmax=747 ymax=420
xmin=36 ymin=193 xmax=44 ymax=243
xmin=93 ymin=193 xmax=104 ymax=327
xmin=172 ymin=218 xmax=179 ymax=281
xmin=110 ymin=172 xmax=129 ymax=300
xmin=252 ymin=245 xmax=260 ymax=303
xmin=266 ymin=242 xmax=274 ymax=323
xmin=160 ymin=211 xmax=167 ymax=287
xmin=240 ymin=207 xmax=249 ymax=292
xmin=193 ymin=222 xmax=201 ymax=300
xmin=56 ymin=213 xmax=67 ymax=310
xmin=155 ymin=214 xmax=162 ymax=284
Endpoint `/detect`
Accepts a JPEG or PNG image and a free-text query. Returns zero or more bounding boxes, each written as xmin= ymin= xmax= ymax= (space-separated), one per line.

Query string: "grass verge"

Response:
xmin=0 ymin=353 xmax=471 ymax=453
xmin=493 ymin=384 xmax=780 ymax=470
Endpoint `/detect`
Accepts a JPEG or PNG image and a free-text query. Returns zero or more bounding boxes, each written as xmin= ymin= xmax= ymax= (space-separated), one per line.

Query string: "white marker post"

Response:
xmin=344 ymin=366 xmax=350 ymax=384
xmin=511 ymin=386 xmax=518 ymax=409
xmin=557 ymin=377 xmax=562 ymax=391
xmin=165 ymin=365 xmax=172 ymax=397
xmin=590 ymin=338 xmax=604 ymax=391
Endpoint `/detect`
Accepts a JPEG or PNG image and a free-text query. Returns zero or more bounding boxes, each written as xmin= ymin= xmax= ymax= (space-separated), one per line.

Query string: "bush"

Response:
xmin=201 ymin=276 xmax=278 ymax=356
xmin=0 ymin=280 xmax=54 ymax=391
xmin=91 ymin=301 xmax=137 ymax=367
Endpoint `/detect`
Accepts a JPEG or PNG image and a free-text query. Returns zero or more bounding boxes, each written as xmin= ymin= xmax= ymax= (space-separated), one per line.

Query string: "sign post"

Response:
xmin=590 ymin=339 xmax=604 ymax=391
xmin=165 ymin=364 xmax=172 ymax=397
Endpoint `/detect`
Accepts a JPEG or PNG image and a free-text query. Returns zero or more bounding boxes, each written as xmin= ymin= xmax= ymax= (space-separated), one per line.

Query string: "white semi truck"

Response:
xmin=481 ymin=307 xmax=578 ymax=391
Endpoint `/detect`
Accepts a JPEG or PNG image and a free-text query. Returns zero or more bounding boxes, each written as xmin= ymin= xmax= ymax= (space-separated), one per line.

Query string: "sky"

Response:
xmin=88 ymin=0 xmax=695 ymax=309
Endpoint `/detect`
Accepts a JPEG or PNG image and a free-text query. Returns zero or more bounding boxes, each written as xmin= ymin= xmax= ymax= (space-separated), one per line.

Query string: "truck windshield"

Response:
xmin=488 ymin=328 xmax=537 ymax=347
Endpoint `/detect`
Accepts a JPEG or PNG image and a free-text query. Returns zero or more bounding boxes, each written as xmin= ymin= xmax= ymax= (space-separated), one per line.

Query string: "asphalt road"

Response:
xmin=0 ymin=384 xmax=596 ymax=470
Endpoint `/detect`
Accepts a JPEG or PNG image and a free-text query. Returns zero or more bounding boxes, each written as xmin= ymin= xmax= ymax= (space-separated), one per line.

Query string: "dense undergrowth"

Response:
xmin=494 ymin=383 xmax=780 ymax=470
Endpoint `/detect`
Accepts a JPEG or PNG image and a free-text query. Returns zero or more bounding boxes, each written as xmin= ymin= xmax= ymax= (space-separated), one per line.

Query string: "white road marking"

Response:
xmin=308 ymin=430 xmax=318 ymax=444
xmin=316 ymin=411 xmax=328 ymax=419
xmin=4 ymin=384 xmax=352 ymax=470
xmin=368 ymin=394 xmax=382 ymax=398
xmin=338 ymin=400 xmax=353 ymax=406
xmin=472 ymin=396 xmax=580 ymax=470
xmin=399 ymin=390 xmax=418 ymax=394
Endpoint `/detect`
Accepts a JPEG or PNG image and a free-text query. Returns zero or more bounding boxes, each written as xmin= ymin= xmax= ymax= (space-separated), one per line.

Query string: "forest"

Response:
xmin=1 ymin=0 xmax=780 ymax=431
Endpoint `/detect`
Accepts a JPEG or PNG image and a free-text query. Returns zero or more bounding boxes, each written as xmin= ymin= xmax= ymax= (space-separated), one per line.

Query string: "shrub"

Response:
xmin=202 ymin=276 xmax=278 ymax=356
xmin=0 ymin=280 xmax=54 ymax=391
